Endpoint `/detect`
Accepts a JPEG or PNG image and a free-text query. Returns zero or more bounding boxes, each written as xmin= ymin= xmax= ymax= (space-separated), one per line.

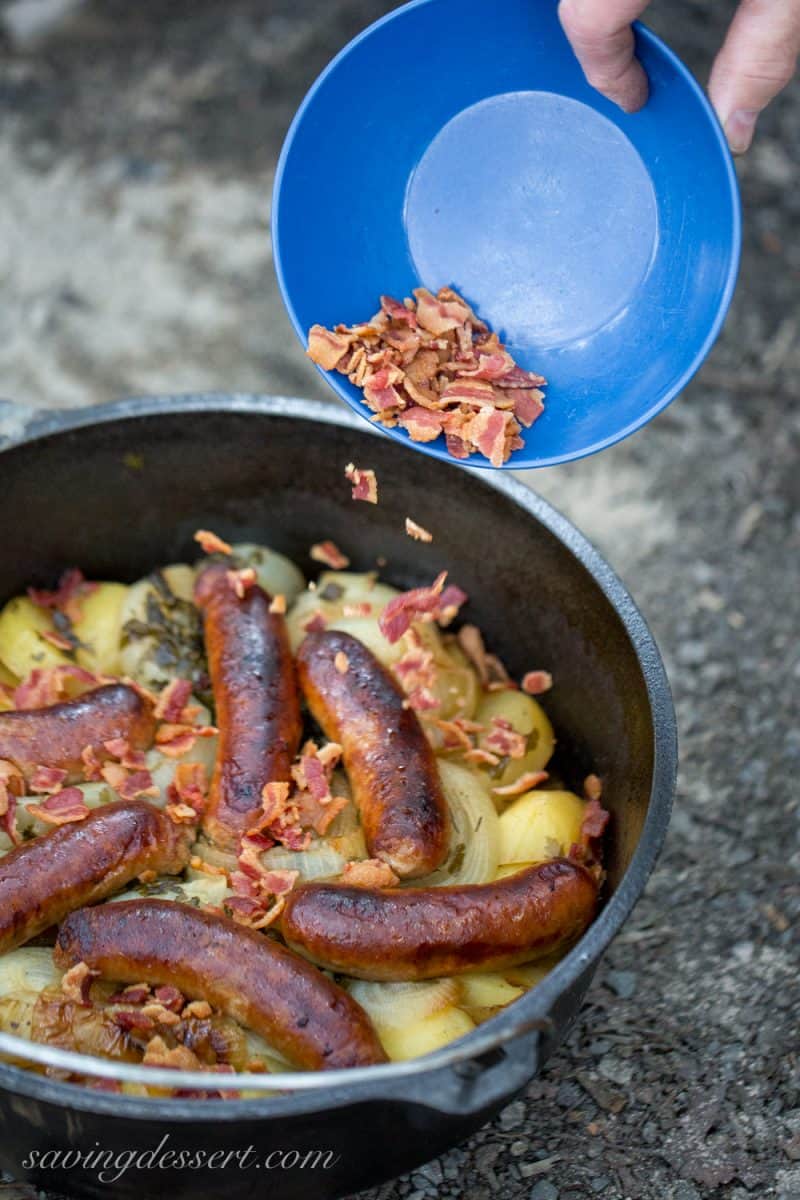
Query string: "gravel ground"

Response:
xmin=0 ymin=2 xmax=798 ymax=1198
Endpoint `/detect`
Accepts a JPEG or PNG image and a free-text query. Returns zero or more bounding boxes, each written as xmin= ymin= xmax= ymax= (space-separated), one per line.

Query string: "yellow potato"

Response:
xmin=460 ymin=973 xmax=525 ymax=1011
xmin=0 ymin=596 xmax=70 ymax=678
xmin=498 ymin=790 xmax=585 ymax=865
xmin=475 ymin=690 xmax=555 ymax=790
xmin=503 ymin=956 xmax=562 ymax=989
xmin=73 ymin=582 xmax=128 ymax=674
xmin=378 ymin=1006 xmax=475 ymax=1061
xmin=494 ymin=861 xmax=534 ymax=879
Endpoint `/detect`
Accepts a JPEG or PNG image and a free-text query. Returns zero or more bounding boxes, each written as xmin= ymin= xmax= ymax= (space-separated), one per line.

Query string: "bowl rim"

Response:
xmin=271 ymin=0 xmax=742 ymax=470
xmin=0 ymin=393 xmax=677 ymax=1118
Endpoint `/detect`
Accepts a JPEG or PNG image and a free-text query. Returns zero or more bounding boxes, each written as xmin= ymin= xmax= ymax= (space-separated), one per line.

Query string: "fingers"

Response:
xmin=558 ymin=0 xmax=651 ymax=112
xmin=709 ymin=0 xmax=800 ymax=153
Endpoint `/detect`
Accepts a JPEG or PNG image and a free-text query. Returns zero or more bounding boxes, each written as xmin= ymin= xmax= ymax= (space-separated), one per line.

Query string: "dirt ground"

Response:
xmin=0 ymin=2 xmax=798 ymax=1198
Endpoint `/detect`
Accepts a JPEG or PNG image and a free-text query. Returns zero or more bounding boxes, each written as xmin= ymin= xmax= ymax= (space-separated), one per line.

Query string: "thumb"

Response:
xmin=558 ymin=0 xmax=650 ymax=113
xmin=709 ymin=0 xmax=800 ymax=153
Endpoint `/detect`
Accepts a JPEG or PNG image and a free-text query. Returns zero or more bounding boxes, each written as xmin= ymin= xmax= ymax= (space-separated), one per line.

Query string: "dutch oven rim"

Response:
xmin=0 ymin=393 xmax=677 ymax=1121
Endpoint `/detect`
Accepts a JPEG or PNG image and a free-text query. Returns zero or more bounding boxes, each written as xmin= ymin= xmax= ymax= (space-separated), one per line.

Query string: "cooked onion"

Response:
xmin=410 ymin=759 xmax=500 ymax=887
xmin=108 ymin=875 xmax=230 ymax=908
xmin=347 ymin=978 xmax=461 ymax=1030
xmin=261 ymin=840 xmax=346 ymax=881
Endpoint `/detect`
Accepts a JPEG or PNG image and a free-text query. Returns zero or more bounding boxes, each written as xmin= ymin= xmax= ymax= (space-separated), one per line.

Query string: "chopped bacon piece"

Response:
xmin=398 ymin=407 xmax=444 ymax=442
xmin=108 ymin=984 xmax=151 ymax=1005
xmin=269 ymin=594 xmax=287 ymax=615
xmin=194 ymin=529 xmax=232 ymax=556
xmin=26 ymin=788 xmax=90 ymax=826
xmin=167 ymin=762 xmax=208 ymax=813
xmin=29 ymin=765 xmax=68 ymax=794
xmin=581 ymin=798 xmax=610 ymax=840
xmin=224 ymin=893 xmax=285 ymax=931
xmin=310 ymin=541 xmax=350 ymax=570
xmin=259 ymin=781 xmax=292 ymax=826
xmin=226 ymin=567 xmax=257 ymax=599
xmin=584 ymin=774 xmax=603 ymax=802
xmin=165 ymin=801 xmax=199 ymax=825
xmin=0 ymin=761 xmax=23 ymax=846
xmin=522 ymin=670 xmax=553 ymax=696
xmin=80 ymin=743 xmax=104 ymax=782
xmin=182 ymin=1000 xmax=212 ymax=1020
xmin=482 ymin=717 xmax=528 ymax=760
xmin=492 ymin=771 xmax=550 ymax=797
xmin=340 ymin=858 xmax=400 ymax=888
xmin=142 ymin=1035 xmax=201 ymax=1070
xmin=154 ymin=678 xmax=193 ymax=723
xmin=342 ymin=601 xmax=371 ymax=617
xmin=13 ymin=664 xmax=101 ymax=710
xmin=302 ymin=612 xmax=328 ymax=634
xmin=509 ymin=387 xmax=545 ymax=429
xmin=380 ymin=294 xmax=417 ymax=326
xmin=307 ymin=324 xmax=353 ymax=371
xmin=378 ymin=571 xmax=456 ymax=643
xmin=155 ymin=722 xmax=217 ymax=759
xmin=28 ymin=568 xmax=98 ymax=625
xmin=334 ymin=651 xmax=349 ymax=675
xmin=40 ymin=629 xmax=76 ymax=653
xmin=403 ymin=687 xmax=440 ymax=712
xmin=414 ymin=287 xmax=474 ymax=335
xmin=153 ymin=985 xmax=185 ymax=1013
xmin=405 ymin=517 xmax=433 ymax=543
xmin=61 ymin=962 xmax=98 ymax=1007
xmin=344 ymin=463 xmax=379 ymax=504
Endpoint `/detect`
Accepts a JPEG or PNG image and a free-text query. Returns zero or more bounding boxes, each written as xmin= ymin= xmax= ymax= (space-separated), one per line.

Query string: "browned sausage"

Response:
xmin=280 ymin=859 xmax=599 ymax=980
xmin=0 ymin=683 xmax=155 ymax=782
xmin=296 ymin=630 xmax=449 ymax=878
xmin=0 ymin=800 xmax=191 ymax=954
xmin=194 ymin=565 xmax=301 ymax=849
xmin=55 ymin=900 xmax=388 ymax=1070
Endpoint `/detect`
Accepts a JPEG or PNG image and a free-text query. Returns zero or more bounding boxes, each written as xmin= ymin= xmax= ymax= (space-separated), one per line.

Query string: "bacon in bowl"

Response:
xmin=307 ymin=287 xmax=547 ymax=467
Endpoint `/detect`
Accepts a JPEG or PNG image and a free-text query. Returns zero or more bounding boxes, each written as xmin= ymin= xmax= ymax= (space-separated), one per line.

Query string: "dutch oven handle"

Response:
xmin=399 ymin=1014 xmax=550 ymax=1118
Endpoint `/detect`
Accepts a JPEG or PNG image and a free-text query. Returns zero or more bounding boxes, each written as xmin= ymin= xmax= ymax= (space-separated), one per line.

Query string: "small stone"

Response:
xmin=670 ymin=1184 xmax=701 ymax=1200
xmin=590 ymin=1176 xmax=611 ymax=1193
xmin=530 ymin=1182 xmax=559 ymax=1200
xmin=499 ymin=1099 xmax=527 ymax=1130
xmin=606 ymin=969 xmax=637 ymax=999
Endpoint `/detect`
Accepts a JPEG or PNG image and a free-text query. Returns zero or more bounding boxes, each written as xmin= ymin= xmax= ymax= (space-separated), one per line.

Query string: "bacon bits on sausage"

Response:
xmin=296 ymin=630 xmax=450 ymax=878
xmin=0 ymin=801 xmax=191 ymax=954
xmin=281 ymin=859 xmax=599 ymax=980
xmin=0 ymin=683 xmax=155 ymax=783
xmin=55 ymin=900 xmax=387 ymax=1070
xmin=194 ymin=565 xmax=301 ymax=849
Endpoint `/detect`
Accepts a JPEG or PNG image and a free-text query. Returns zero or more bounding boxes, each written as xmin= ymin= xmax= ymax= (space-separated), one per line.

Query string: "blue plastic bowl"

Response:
xmin=273 ymin=0 xmax=741 ymax=469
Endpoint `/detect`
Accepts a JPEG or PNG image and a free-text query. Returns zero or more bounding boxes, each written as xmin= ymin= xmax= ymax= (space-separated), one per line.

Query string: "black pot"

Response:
xmin=0 ymin=395 xmax=676 ymax=1200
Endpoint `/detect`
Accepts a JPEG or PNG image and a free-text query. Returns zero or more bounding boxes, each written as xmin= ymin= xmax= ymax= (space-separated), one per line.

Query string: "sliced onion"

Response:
xmin=346 ymin=978 xmax=461 ymax=1030
xmin=191 ymin=836 xmax=238 ymax=874
xmin=261 ymin=840 xmax=345 ymax=881
xmin=0 ymin=947 xmax=61 ymax=998
xmin=410 ymin=759 xmax=500 ymax=887
xmin=108 ymin=875 xmax=230 ymax=908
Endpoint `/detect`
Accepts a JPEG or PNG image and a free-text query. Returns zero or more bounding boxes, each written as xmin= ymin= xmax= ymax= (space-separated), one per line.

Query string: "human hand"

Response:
xmin=558 ymin=0 xmax=800 ymax=152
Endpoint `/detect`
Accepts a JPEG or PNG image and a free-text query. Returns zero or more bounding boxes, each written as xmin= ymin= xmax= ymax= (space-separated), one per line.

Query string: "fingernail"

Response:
xmin=723 ymin=108 xmax=758 ymax=155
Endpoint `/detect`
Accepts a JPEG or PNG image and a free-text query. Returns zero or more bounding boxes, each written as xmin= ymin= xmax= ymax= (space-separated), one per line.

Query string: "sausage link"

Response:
xmin=55 ymin=900 xmax=387 ymax=1070
xmin=0 ymin=683 xmax=155 ymax=782
xmin=280 ymin=859 xmax=599 ymax=980
xmin=195 ymin=565 xmax=301 ymax=848
xmin=297 ymin=630 xmax=449 ymax=878
xmin=0 ymin=800 xmax=191 ymax=954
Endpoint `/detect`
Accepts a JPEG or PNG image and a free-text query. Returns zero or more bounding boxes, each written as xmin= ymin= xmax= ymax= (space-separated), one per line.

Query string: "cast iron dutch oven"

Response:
xmin=0 ymin=395 xmax=676 ymax=1200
